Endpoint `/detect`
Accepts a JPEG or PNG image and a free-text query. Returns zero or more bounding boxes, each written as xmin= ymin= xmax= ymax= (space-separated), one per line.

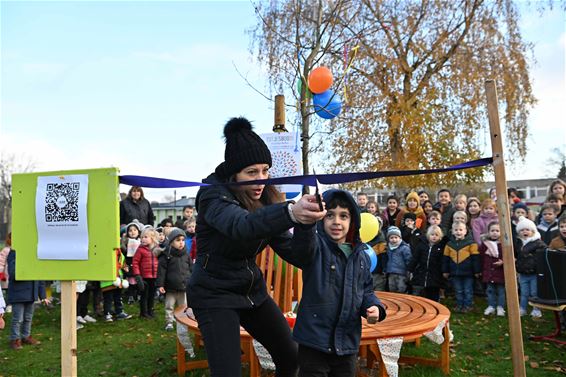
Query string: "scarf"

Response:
xmin=483 ymin=240 xmax=500 ymax=258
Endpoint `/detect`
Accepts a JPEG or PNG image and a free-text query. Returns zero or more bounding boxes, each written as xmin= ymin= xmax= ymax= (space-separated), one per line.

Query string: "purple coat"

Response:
xmin=471 ymin=213 xmax=498 ymax=245
xmin=479 ymin=242 xmax=504 ymax=284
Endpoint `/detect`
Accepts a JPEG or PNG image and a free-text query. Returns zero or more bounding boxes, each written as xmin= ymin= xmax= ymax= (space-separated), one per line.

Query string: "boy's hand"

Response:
xmin=493 ymin=259 xmax=503 ymax=266
xmin=292 ymin=195 xmax=326 ymax=224
xmin=443 ymin=273 xmax=450 ymax=279
xmin=41 ymin=298 xmax=52 ymax=306
xmin=366 ymin=306 xmax=381 ymax=324
xmin=158 ymin=287 xmax=166 ymax=294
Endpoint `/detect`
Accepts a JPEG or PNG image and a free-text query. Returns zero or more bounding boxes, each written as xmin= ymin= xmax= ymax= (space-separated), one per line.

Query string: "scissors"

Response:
xmin=312 ymin=169 xmax=324 ymax=212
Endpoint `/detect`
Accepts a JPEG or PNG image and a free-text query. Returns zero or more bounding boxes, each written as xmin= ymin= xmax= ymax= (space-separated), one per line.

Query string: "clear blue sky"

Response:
xmin=1 ymin=1 xmax=564 ymax=201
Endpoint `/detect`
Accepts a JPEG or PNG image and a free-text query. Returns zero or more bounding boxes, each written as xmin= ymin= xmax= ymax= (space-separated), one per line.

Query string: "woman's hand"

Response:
xmin=292 ymin=195 xmax=327 ymax=224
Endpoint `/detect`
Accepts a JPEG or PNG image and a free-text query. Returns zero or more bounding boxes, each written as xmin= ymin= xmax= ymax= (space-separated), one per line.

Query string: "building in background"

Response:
xmin=151 ymin=196 xmax=196 ymax=226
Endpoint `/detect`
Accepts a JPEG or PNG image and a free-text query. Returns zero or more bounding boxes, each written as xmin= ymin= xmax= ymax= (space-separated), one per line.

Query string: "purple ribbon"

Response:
xmin=119 ymin=157 xmax=493 ymax=188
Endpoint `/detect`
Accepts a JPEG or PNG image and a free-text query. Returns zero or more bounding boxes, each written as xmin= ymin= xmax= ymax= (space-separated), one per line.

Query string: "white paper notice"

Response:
xmin=36 ymin=174 xmax=89 ymax=260
xmin=260 ymin=132 xmax=302 ymax=196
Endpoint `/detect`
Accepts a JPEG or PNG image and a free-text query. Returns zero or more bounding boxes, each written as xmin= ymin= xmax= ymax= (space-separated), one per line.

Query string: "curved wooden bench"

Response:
xmin=360 ymin=291 xmax=451 ymax=376
xmin=175 ymin=292 xmax=451 ymax=377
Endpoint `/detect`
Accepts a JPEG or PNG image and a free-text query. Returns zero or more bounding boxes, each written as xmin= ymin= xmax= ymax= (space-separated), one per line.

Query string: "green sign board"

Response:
xmin=11 ymin=167 xmax=119 ymax=280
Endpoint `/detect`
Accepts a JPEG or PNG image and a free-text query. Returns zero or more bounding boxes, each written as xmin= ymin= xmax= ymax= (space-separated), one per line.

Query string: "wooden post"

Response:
xmin=484 ymin=80 xmax=526 ymax=377
xmin=61 ymin=280 xmax=78 ymax=377
xmin=273 ymin=95 xmax=287 ymax=132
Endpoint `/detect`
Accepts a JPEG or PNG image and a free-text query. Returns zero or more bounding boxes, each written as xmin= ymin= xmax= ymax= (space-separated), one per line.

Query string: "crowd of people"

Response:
xmin=0 ymin=115 xmax=565 ymax=376
xmin=354 ymin=179 xmax=566 ymax=320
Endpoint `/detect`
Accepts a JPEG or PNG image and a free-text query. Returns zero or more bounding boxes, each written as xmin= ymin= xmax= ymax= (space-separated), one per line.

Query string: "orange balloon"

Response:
xmin=308 ymin=67 xmax=333 ymax=94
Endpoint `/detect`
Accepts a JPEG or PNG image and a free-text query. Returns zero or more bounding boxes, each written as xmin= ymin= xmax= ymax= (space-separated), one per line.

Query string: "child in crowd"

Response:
xmin=471 ymin=198 xmax=498 ymax=245
xmin=381 ymin=195 xmax=400 ymax=229
xmin=157 ymin=228 xmax=192 ymax=331
xmin=479 ymin=222 xmax=506 ymax=317
xmin=7 ymin=247 xmax=50 ymax=349
xmin=155 ymin=227 xmax=167 ymax=248
xmin=433 ymin=189 xmax=456 ymax=237
xmin=537 ymin=203 xmax=560 ymax=245
xmin=76 ymin=281 xmax=98 ymax=326
xmin=408 ymin=225 xmax=446 ymax=302
xmin=183 ymin=218 xmax=196 ymax=252
xmin=369 ymin=230 xmax=388 ymax=291
xmin=101 ymin=249 xmax=132 ymax=322
xmin=548 ymin=179 xmax=566 ymax=200
xmin=0 ymin=284 xmax=5 ymax=330
xmin=515 ymin=216 xmax=546 ymax=318
xmin=400 ymin=212 xmax=421 ymax=250
xmin=396 ymin=191 xmax=427 ymax=230
xmin=453 ymin=194 xmax=468 ymax=212
xmin=175 ymin=205 xmax=195 ymax=229
xmin=548 ymin=213 xmax=566 ymax=251
xmin=453 ymin=211 xmax=468 ymax=225
xmin=547 ymin=193 xmax=565 ymax=218
xmin=1 ymin=233 xmax=12 ymax=312
xmin=427 ymin=211 xmax=442 ymax=228
xmin=291 ymin=189 xmax=385 ymax=376
xmin=422 ymin=200 xmax=434 ymax=218
xmin=366 ymin=200 xmax=379 ymax=216
xmin=121 ymin=221 xmax=142 ymax=304
xmin=385 ymin=226 xmax=412 ymax=293
xmin=442 ymin=221 xmax=480 ymax=312
xmin=466 ymin=197 xmax=481 ymax=223
xmin=160 ymin=218 xmax=174 ymax=229
xmin=133 ymin=228 xmax=163 ymax=319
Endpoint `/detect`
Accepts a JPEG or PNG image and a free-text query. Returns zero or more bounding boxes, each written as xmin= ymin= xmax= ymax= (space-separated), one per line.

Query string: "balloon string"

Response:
xmin=342 ymin=45 xmax=359 ymax=105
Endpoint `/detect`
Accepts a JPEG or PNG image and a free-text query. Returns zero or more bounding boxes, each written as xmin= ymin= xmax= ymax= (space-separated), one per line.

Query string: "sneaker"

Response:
xmin=6 ymin=305 xmax=12 ymax=313
xmin=531 ymin=308 xmax=542 ymax=318
xmin=115 ymin=312 xmax=132 ymax=320
xmin=9 ymin=339 xmax=22 ymax=350
xmin=77 ymin=316 xmax=87 ymax=324
xmin=83 ymin=315 xmax=97 ymax=323
xmin=519 ymin=308 xmax=527 ymax=316
xmin=21 ymin=336 xmax=41 ymax=345
xmin=496 ymin=306 xmax=506 ymax=317
xmin=164 ymin=323 xmax=174 ymax=331
xmin=484 ymin=306 xmax=496 ymax=315
xmin=104 ymin=314 xmax=114 ymax=322
xmin=77 ymin=322 xmax=84 ymax=330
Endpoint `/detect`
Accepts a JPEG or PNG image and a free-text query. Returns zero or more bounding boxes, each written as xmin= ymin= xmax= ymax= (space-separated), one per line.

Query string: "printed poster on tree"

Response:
xmin=35 ymin=174 xmax=89 ymax=260
xmin=260 ymin=133 xmax=302 ymax=197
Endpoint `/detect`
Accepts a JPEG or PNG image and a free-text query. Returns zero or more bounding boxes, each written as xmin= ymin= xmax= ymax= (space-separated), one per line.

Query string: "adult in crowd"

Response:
xmin=187 ymin=117 xmax=326 ymax=377
xmin=120 ymin=186 xmax=155 ymax=226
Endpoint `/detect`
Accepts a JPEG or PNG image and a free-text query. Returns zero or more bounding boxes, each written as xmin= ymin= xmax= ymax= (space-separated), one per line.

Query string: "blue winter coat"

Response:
xmin=291 ymin=189 xmax=385 ymax=356
xmin=187 ymin=173 xmax=300 ymax=309
xmin=385 ymin=241 xmax=412 ymax=275
xmin=7 ymin=250 xmax=46 ymax=304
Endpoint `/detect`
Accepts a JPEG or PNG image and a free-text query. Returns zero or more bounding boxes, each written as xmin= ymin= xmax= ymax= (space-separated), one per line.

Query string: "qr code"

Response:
xmin=44 ymin=182 xmax=80 ymax=222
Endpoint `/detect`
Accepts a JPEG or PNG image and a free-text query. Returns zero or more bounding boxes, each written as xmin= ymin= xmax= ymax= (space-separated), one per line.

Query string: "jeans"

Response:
xmin=193 ymin=298 xmax=298 ymax=377
xmin=486 ymin=283 xmax=506 ymax=308
xmin=298 ymin=344 xmax=357 ymax=377
xmin=10 ymin=302 xmax=35 ymax=341
xmin=164 ymin=290 xmax=186 ymax=324
xmin=518 ymin=274 xmax=537 ymax=311
xmin=103 ymin=288 xmax=124 ymax=315
xmin=388 ymin=273 xmax=407 ymax=293
xmin=452 ymin=276 xmax=474 ymax=309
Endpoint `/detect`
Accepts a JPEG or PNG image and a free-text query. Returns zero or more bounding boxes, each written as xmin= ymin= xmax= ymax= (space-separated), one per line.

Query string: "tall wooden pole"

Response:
xmin=485 ymin=80 xmax=526 ymax=377
xmin=61 ymin=280 xmax=78 ymax=376
xmin=273 ymin=95 xmax=287 ymax=133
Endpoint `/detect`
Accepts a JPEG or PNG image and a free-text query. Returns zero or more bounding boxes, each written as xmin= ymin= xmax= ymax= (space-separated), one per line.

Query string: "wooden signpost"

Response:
xmin=11 ymin=167 xmax=120 ymax=377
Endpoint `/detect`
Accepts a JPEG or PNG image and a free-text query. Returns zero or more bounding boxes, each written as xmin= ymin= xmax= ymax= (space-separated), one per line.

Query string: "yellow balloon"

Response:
xmin=360 ymin=213 xmax=380 ymax=242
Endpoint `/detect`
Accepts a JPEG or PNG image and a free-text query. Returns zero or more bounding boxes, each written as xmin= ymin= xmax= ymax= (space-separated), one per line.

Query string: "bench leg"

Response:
xmin=529 ymin=311 xmax=566 ymax=345
xmin=441 ymin=323 xmax=451 ymax=375
xmin=176 ymin=338 xmax=186 ymax=377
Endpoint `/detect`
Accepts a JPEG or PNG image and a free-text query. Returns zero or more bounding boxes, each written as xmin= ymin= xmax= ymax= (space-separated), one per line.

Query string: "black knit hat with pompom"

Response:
xmin=215 ymin=117 xmax=272 ymax=178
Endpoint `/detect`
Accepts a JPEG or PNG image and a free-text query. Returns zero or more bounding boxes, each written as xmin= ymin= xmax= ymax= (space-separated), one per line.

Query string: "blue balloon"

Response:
xmin=364 ymin=244 xmax=378 ymax=273
xmin=313 ymin=89 xmax=342 ymax=119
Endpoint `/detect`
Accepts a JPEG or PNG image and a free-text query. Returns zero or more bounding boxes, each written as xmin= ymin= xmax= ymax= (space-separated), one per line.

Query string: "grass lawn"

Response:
xmin=0 ymin=294 xmax=564 ymax=376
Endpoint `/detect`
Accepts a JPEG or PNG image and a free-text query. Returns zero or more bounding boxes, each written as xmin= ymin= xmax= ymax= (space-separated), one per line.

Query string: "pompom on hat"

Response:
xmin=215 ymin=117 xmax=272 ymax=179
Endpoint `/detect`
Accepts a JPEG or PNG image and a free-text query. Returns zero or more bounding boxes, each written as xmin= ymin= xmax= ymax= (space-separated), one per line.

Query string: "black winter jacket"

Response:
xmin=120 ymin=197 xmax=155 ymax=226
xmin=156 ymin=245 xmax=192 ymax=291
xmin=291 ymin=189 xmax=385 ymax=356
xmin=187 ymin=173 xmax=299 ymax=309
xmin=408 ymin=238 xmax=446 ymax=288
xmin=515 ymin=235 xmax=546 ymax=274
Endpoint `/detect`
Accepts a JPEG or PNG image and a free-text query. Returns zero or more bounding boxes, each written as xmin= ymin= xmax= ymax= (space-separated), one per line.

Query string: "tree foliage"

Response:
xmin=249 ymin=0 xmax=536 ymax=189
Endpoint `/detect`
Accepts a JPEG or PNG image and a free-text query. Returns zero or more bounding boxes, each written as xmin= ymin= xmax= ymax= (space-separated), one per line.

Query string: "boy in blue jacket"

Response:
xmin=291 ymin=189 xmax=386 ymax=377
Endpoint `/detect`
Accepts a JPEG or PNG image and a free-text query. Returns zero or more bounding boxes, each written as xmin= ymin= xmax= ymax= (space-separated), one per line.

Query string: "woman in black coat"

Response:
xmin=187 ymin=117 xmax=325 ymax=377
xmin=119 ymin=186 xmax=155 ymax=226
